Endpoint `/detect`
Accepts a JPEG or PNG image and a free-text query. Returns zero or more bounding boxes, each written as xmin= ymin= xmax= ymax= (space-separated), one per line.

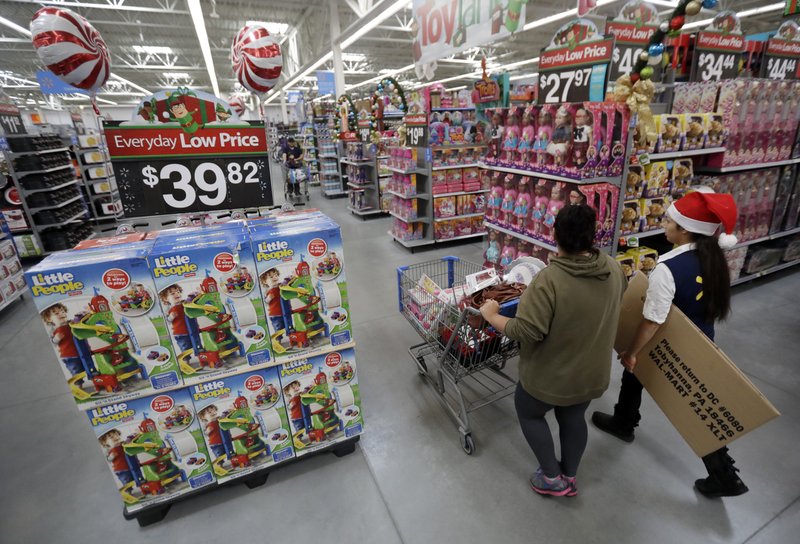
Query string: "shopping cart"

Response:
xmin=282 ymin=162 xmax=310 ymax=203
xmin=397 ymin=256 xmax=520 ymax=455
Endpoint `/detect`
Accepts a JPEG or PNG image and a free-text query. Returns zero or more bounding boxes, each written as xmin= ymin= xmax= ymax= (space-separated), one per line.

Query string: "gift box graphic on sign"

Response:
xmin=151 ymin=88 xmax=219 ymax=133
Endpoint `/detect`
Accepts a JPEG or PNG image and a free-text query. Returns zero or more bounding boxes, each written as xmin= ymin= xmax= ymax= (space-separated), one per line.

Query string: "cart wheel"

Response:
xmin=460 ymin=433 xmax=475 ymax=455
xmin=416 ymin=357 xmax=427 ymax=375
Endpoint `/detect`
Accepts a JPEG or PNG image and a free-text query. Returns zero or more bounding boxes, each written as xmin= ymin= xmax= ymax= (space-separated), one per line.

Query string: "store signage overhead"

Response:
xmin=411 ymin=0 xmax=528 ymax=67
xmin=104 ymin=88 xmax=272 ymax=217
xmin=761 ymin=20 xmax=800 ymax=80
xmin=606 ymin=1 xmax=661 ymax=82
xmin=689 ymin=10 xmax=744 ymax=82
xmin=538 ymin=19 xmax=613 ymax=104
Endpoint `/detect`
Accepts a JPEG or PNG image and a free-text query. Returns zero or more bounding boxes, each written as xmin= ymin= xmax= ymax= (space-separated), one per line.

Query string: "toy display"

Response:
xmin=27 ymin=244 xmax=181 ymax=410
xmin=149 ymin=230 xmax=271 ymax=386
xmin=279 ymin=348 xmax=364 ymax=457
xmin=192 ymin=367 xmax=294 ymax=483
xmin=87 ymin=387 xmax=215 ymax=511
xmin=252 ymin=219 xmax=353 ymax=361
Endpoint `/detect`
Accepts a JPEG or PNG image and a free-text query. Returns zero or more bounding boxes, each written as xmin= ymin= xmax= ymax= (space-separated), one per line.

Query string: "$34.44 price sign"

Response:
xmin=694 ymin=52 xmax=737 ymax=81
xmin=690 ymin=31 xmax=744 ymax=82
xmin=118 ymin=157 xmax=272 ymax=216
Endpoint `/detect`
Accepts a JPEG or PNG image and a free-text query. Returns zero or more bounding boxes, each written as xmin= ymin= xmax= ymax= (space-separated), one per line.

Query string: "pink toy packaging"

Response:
xmin=571 ymin=104 xmax=594 ymax=172
xmin=500 ymin=175 xmax=518 ymax=226
xmin=513 ymin=177 xmax=532 ymax=233
xmin=434 ymin=196 xmax=457 ymax=219
xmin=700 ymin=82 xmax=720 ymax=113
xmin=517 ymin=106 xmax=536 ymax=167
xmin=543 ymin=182 xmax=565 ymax=241
xmin=485 ymin=108 xmax=506 ymax=165
xmin=547 ymin=105 xmax=572 ymax=169
xmin=434 ymin=219 xmax=455 ymax=240
xmin=583 ymin=102 xmax=605 ymax=177
xmin=609 ymin=103 xmax=630 ymax=177
xmin=601 ymin=184 xmax=620 ymax=247
xmin=484 ymin=229 xmax=502 ymax=270
xmin=192 ymin=367 xmax=294 ymax=483
xmin=486 ymin=173 xmax=505 ymax=221
xmin=87 ymin=387 xmax=216 ymax=512
xmin=580 ymin=185 xmax=602 ymax=244
xmin=567 ymin=185 xmax=585 ymax=206
xmin=534 ymin=106 xmax=554 ymax=167
xmin=530 ymin=179 xmax=550 ymax=236
xmin=499 ymin=236 xmax=518 ymax=269
xmin=502 ymin=107 xmax=522 ymax=166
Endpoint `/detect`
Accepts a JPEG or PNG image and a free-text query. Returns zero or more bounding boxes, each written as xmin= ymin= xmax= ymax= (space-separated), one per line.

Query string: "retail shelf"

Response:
xmin=322 ymin=189 xmax=347 ymax=197
xmin=387 ymin=166 xmax=426 ymax=175
xmin=5 ymin=146 xmax=69 ymax=158
xmin=388 ymin=231 xmax=435 ymax=248
xmin=347 ymin=182 xmax=374 ymax=190
xmin=430 ymin=107 xmax=475 ymax=112
xmin=433 ymin=212 xmax=484 ymax=222
xmin=431 ymin=144 xmax=487 ymax=150
xmin=347 ymin=206 xmax=384 ymax=216
xmin=620 ymin=228 xmax=665 ymax=243
xmin=389 ymin=211 xmax=429 ymax=224
xmin=695 ymin=157 xmax=800 ymax=174
xmin=378 ymin=173 xmax=393 ymax=178
xmin=36 ymin=209 xmax=89 ymax=229
xmin=436 ymin=232 xmax=487 ymax=243
xmin=432 ymin=189 xmax=489 ymax=198
xmin=732 ymin=259 xmax=800 ymax=286
xmin=732 ymin=227 xmax=800 ymax=249
xmin=28 ymin=193 xmax=84 ymax=214
xmin=320 ymin=171 xmax=341 ymax=177
xmin=302 ymin=146 xmax=317 ymax=150
xmin=15 ymin=163 xmax=73 ymax=177
xmin=477 ymin=162 xmax=621 ymax=185
xmin=0 ymin=283 xmax=25 ymax=312
xmin=20 ymin=178 xmax=80 ymax=195
xmin=386 ymin=190 xmax=430 ymax=200
xmin=319 ymin=154 xmax=338 ymax=158
xmin=376 ymin=155 xmax=389 ymax=159
xmin=341 ymin=158 xmax=373 ymax=166
xmin=637 ymin=147 xmax=726 ymax=161
xmin=432 ymin=163 xmax=479 ymax=171
xmin=486 ymin=222 xmax=558 ymax=252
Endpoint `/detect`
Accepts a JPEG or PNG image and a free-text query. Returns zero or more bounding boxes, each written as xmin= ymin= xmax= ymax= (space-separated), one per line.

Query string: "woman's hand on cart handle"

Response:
xmin=480 ymin=300 xmax=500 ymax=319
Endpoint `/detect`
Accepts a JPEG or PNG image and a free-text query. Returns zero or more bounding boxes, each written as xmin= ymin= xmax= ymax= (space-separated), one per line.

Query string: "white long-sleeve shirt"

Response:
xmin=642 ymin=243 xmax=696 ymax=324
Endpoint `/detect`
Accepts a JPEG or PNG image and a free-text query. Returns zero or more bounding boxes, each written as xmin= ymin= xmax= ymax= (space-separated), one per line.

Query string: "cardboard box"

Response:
xmin=615 ymin=274 xmax=780 ymax=457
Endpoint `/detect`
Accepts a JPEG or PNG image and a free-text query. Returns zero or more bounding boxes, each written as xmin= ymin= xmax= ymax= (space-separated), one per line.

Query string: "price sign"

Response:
xmin=0 ymin=102 xmax=26 ymax=136
xmin=404 ymin=113 xmax=428 ymax=147
xmin=760 ymin=38 xmax=800 ymax=80
xmin=690 ymin=31 xmax=744 ymax=82
xmin=104 ymin=120 xmax=272 ymax=217
xmin=538 ymin=38 xmax=614 ymax=104
xmin=606 ymin=21 xmax=658 ymax=82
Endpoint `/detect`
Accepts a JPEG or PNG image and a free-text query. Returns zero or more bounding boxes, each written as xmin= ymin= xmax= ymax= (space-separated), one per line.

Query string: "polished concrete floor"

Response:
xmin=1 ymin=179 xmax=799 ymax=543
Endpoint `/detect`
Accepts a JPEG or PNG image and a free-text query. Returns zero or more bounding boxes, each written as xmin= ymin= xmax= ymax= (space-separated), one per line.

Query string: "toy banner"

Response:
xmin=606 ymin=1 xmax=661 ymax=82
xmin=538 ymin=19 xmax=613 ymax=104
xmin=760 ymin=20 xmax=800 ymax=80
xmin=411 ymin=0 xmax=528 ymax=67
xmin=690 ymin=11 xmax=744 ymax=82
xmin=104 ymin=88 xmax=272 ymax=217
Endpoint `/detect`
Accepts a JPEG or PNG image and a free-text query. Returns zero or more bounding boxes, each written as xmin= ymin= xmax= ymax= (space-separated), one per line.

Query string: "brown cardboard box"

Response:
xmin=615 ymin=274 xmax=780 ymax=457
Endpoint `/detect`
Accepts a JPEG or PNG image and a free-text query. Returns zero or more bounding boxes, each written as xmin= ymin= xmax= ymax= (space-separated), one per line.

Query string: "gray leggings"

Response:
xmin=514 ymin=382 xmax=590 ymax=478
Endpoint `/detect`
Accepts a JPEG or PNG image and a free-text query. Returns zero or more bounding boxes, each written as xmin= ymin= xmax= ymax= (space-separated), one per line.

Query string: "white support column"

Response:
xmin=329 ymin=0 xmax=346 ymax=96
xmin=280 ymin=91 xmax=289 ymax=124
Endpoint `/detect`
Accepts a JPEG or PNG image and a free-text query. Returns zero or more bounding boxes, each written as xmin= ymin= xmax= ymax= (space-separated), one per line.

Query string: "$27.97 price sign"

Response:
xmin=104 ymin=121 xmax=273 ymax=216
xmin=538 ymin=38 xmax=614 ymax=104
xmin=690 ymin=31 xmax=744 ymax=82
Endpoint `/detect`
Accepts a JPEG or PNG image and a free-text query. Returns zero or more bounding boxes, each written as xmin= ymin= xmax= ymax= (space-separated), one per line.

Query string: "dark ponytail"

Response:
xmin=693 ymin=234 xmax=731 ymax=322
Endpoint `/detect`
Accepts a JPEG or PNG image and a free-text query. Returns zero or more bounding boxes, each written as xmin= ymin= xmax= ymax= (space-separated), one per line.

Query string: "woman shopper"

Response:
xmin=283 ymin=137 xmax=304 ymax=196
xmin=480 ymin=203 xmax=627 ymax=497
xmin=592 ymin=190 xmax=748 ymax=498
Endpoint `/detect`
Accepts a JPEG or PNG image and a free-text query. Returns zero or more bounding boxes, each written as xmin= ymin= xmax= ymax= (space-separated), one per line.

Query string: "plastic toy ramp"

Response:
xmin=177 ymin=350 xmax=198 ymax=375
xmin=67 ymin=373 xmax=92 ymax=400
xmin=212 ymin=454 xmax=230 ymax=477
xmin=183 ymin=302 xmax=223 ymax=315
xmin=218 ymin=345 xmax=241 ymax=359
xmin=160 ymin=472 xmax=183 ymax=487
xmin=292 ymin=428 xmax=307 ymax=450
xmin=122 ymin=441 xmax=160 ymax=453
xmin=119 ymin=481 xmax=139 ymax=505
xmin=270 ymin=330 xmax=288 ymax=354
xmin=280 ymin=285 xmax=312 ymax=297
xmin=70 ymin=322 xmax=115 ymax=335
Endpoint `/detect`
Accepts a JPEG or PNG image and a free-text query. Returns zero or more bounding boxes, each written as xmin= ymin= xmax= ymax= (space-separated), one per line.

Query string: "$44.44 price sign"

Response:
xmin=690 ymin=31 xmax=744 ymax=82
xmin=538 ymin=38 xmax=614 ymax=104
xmin=760 ymin=38 xmax=800 ymax=81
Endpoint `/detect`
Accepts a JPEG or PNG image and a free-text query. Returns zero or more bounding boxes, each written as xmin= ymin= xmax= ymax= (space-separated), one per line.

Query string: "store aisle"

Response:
xmin=1 ymin=181 xmax=798 ymax=544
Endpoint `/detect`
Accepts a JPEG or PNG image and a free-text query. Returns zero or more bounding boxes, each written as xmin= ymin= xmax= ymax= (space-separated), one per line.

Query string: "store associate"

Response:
xmin=481 ymin=203 xmax=627 ymax=497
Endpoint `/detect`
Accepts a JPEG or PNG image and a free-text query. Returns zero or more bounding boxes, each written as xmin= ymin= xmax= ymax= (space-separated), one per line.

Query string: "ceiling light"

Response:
xmin=521 ymin=0 xmax=621 ymax=33
xmin=445 ymin=85 xmax=467 ymax=92
xmin=499 ymin=56 xmax=540 ymax=71
xmin=132 ymin=45 xmax=174 ymax=55
xmin=347 ymin=64 xmax=415 ymax=91
xmin=682 ymin=2 xmax=785 ymax=30
xmin=0 ymin=15 xmax=31 ymax=37
xmin=245 ymin=21 xmax=289 ymax=35
xmin=163 ymin=72 xmax=191 ymax=79
xmin=109 ymin=74 xmax=150 ymax=95
xmin=340 ymin=0 xmax=409 ymax=49
xmin=342 ymin=53 xmax=367 ymax=62
xmin=187 ymin=0 xmax=220 ymax=97
xmin=264 ymin=52 xmax=334 ymax=104
xmin=509 ymin=73 xmax=538 ymax=82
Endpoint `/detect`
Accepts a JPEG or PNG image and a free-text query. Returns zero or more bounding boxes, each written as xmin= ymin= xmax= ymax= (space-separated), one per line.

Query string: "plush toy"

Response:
xmin=513 ymin=177 xmax=532 ymax=232
xmin=620 ymin=206 xmax=638 ymax=234
xmin=685 ymin=119 xmax=705 ymax=149
xmin=671 ymin=162 xmax=692 ymax=195
xmin=641 ymin=256 xmax=657 ymax=275
xmin=646 ymin=201 xmax=665 ymax=229
xmin=626 ymin=169 xmax=643 ymax=198
xmin=500 ymin=175 xmax=517 ymax=225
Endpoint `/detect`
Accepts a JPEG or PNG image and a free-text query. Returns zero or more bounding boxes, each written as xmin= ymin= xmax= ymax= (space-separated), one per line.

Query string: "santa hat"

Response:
xmin=666 ymin=191 xmax=738 ymax=248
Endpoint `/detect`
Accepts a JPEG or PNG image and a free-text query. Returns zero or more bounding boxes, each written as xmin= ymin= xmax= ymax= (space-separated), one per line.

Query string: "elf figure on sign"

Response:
xmin=167 ymin=93 xmax=200 ymax=134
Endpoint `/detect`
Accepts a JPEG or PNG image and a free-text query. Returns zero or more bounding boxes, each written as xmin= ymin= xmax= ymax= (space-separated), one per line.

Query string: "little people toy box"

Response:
xmin=279 ymin=347 xmax=364 ymax=457
xmin=26 ymin=246 xmax=182 ymax=410
xmin=148 ymin=230 xmax=272 ymax=386
xmin=191 ymin=366 xmax=294 ymax=483
xmin=251 ymin=219 xmax=353 ymax=362
xmin=86 ymin=387 xmax=216 ymax=512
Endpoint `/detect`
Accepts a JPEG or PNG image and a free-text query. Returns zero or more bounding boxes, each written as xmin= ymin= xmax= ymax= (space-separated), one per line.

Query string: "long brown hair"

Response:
xmin=693 ymin=234 xmax=731 ymax=321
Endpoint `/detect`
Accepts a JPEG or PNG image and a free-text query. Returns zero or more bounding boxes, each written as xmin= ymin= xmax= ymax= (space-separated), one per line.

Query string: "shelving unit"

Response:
xmin=478 ymin=162 xmax=621 ymax=185
xmin=299 ymin=122 xmax=319 ymax=186
xmin=0 ymin=211 xmax=25 ymax=312
xmin=696 ymin=157 xmax=800 ymax=174
xmin=345 ymin=142 xmax=386 ymax=218
xmin=74 ymin=133 xmax=123 ymax=225
xmin=732 ymin=258 xmax=800 ymax=286
xmin=315 ymin=119 xmax=346 ymax=198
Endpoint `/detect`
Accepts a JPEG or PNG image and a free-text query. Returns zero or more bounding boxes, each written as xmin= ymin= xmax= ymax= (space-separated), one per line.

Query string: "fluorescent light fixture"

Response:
xmin=245 ymin=21 xmax=289 ymax=35
xmin=509 ymin=73 xmax=538 ymax=82
xmin=342 ymin=53 xmax=367 ymax=62
xmin=109 ymin=74 xmax=151 ymax=95
xmin=0 ymin=15 xmax=31 ymax=37
xmin=413 ymin=72 xmax=482 ymax=89
xmin=346 ymin=64 xmax=415 ymax=91
xmin=187 ymin=0 xmax=220 ymax=97
xmin=163 ymin=72 xmax=191 ymax=79
xmin=647 ymin=0 xmax=679 ymax=7
xmin=683 ymin=2 xmax=785 ymax=30
xmin=96 ymin=97 xmax=118 ymax=105
xmin=445 ymin=85 xmax=467 ymax=92
xmin=132 ymin=45 xmax=174 ymax=55
xmin=341 ymin=0 xmax=409 ymax=49
xmin=521 ymin=0 xmax=621 ymax=32
xmin=264 ymin=52 xmax=334 ymax=104
xmin=499 ymin=56 xmax=540 ymax=71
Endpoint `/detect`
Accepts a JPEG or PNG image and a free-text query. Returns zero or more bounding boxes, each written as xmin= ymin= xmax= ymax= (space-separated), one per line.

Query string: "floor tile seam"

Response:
xmin=740 ymin=369 xmax=800 ymax=401
xmin=356 ymin=444 xmax=408 ymax=544
xmin=741 ymin=494 xmax=800 ymax=544
xmin=0 ymin=390 xmax=70 ymax=412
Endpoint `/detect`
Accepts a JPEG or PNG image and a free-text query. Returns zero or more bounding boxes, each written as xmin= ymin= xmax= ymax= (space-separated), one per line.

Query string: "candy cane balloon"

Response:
xmin=229 ymin=97 xmax=246 ymax=117
xmin=231 ymin=24 xmax=283 ymax=95
xmin=30 ymin=7 xmax=110 ymax=93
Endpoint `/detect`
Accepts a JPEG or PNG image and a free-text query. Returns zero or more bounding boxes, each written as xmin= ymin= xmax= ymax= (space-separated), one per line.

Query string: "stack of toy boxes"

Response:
xmin=250 ymin=214 xmax=363 ymax=457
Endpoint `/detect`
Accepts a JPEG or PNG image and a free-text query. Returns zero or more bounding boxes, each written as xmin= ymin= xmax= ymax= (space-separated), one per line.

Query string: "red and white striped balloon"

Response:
xmin=229 ymin=97 xmax=246 ymax=117
xmin=30 ymin=7 xmax=110 ymax=93
xmin=231 ymin=25 xmax=283 ymax=95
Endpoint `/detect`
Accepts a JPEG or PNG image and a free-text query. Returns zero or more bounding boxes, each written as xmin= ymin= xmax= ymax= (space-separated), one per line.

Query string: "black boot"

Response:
xmin=591 ymin=411 xmax=636 ymax=443
xmin=694 ymin=447 xmax=749 ymax=498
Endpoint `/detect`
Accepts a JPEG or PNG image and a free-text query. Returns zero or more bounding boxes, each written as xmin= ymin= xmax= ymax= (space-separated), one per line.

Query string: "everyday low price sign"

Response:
xmin=104 ymin=88 xmax=272 ymax=217
xmin=690 ymin=11 xmax=744 ymax=82
xmin=606 ymin=2 xmax=661 ymax=82
xmin=761 ymin=21 xmax=800 ymax=80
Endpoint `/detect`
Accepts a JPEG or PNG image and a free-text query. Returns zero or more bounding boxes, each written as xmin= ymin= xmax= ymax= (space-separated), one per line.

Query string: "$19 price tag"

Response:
xmin=406 ymin=124 xmax=428 ymax=147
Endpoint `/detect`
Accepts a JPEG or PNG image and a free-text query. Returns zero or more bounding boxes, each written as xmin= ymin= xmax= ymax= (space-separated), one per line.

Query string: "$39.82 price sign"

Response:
xmin=537 ymin=38 xmax=614 ymax=104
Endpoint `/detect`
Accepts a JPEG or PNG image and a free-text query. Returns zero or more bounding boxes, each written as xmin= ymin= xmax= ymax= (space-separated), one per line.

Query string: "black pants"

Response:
xmin=614 ymin=370 xmax=734 ymax=474
xmin=514 ymin=382 xmax=590 ymax=478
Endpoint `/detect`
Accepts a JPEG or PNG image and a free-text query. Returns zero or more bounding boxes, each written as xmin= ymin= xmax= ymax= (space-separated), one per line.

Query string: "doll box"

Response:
xmin=278 ymin=347 xmax=364 ymax=458
xmin=26 ymin=246 xmax=182 ymax=411
xmin=148 ymin=231 xmax=273 ymax=387
xmin=191 ymin=366 xmax=294 ymax=483
xmin=250 ymin=220 xmax=353 ymax=362
xmin=86 ymin=387 xmax=216 ymax=512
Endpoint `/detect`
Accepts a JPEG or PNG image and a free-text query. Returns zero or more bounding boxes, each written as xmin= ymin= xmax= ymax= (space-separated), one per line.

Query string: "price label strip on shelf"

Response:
xmin=760 ymin=36 xmax=800 ymax=81
xmin=689 ymin=12 xmax=745 ymax=83
xmin=537 ymin=19 xmax=614 ymax=104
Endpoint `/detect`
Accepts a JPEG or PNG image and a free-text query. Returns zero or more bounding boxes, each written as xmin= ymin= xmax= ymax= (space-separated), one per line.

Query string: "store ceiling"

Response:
xmin=0 ymin=0 xmax=789 ymax=109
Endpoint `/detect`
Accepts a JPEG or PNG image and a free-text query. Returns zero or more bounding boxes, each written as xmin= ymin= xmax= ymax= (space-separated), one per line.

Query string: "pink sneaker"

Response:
xmin=529 ymin=468 xmax=570 ymax=497
xmin=563 ymin=475 xmax=578 ymax=497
